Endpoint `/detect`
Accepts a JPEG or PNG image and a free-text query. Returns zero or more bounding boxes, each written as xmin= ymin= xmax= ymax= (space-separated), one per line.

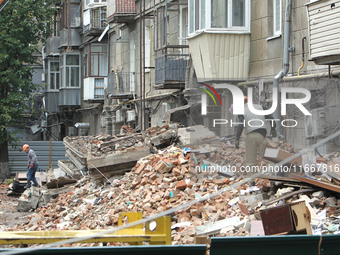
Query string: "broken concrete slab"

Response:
xmin=58 ymin=160 xmax=81 ymax=179
xmin=264 ymin=147 xmax=303 ymax=167
xmin=178 ymin=125 xmax=218 ymax=145
xmin=46 ymin=176 xmax=77 ymax=189
xmin=87 ymin=147 xmax=151 ymax=175
xmin=17 ymin=199 xmax=31 ymax=212
xmin=30 ymin=187 xmax=41 ymax=209
xmin=195 ymin=217 xmax=241 ymax=236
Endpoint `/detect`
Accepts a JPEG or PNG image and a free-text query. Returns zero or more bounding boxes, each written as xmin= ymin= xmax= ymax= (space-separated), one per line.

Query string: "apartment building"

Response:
xmin=38 ymin=0 xmax=340 ymax=153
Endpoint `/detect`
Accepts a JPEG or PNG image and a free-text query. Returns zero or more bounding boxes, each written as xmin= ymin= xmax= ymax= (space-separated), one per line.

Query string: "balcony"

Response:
xmin=155 ymin=45 xmax=189 ymax=89
xmin=45 ymin=37 xmax=60 ymax=57
xmin=83 ymin=7 xmax=107 ymax=36
xmin=84 ymin=77 xmax=107 ymax=102
xmin=187 ymin=33 xmax=250 ymax=82
xmin=45 ymin=92 xmax=59 ymax=113
xmin=107 ymin=72 xmax=136 ymax=100
xmin=107 ymin=0 xmax=136 ymax=23
xmin=59 ymin=88 xmax=81 ymax=107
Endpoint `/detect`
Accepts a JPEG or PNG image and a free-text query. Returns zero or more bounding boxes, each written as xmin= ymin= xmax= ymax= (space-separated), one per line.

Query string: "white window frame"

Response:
xmin=85 ymin=0 xmax=106 ymax=9
xmin=60 ymin=52 xmax=81 ymax=88
xmin=188 ymin=0 xmax=250 ymax=36
xmin=273 ymin=0 xmax=282 ymax=36
xmin=179 ymin=6 xmax=189 ymax=45
xmin=48 ymin=60 xmax=60 ymax=91
xmin=145 ymin=26 xmax=151 ymax=73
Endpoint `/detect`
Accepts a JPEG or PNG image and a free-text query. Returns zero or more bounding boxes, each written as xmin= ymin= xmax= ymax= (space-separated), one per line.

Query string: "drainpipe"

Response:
xmin=273 ymin=0 xmax=293 ymax=138
xmin=297 ymin=37 xmax=306 ymax=76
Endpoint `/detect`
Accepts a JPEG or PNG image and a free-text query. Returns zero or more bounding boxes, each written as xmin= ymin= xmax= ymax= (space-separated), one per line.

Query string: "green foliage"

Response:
xmin=0 ymin=0 xmax=55 ymax=146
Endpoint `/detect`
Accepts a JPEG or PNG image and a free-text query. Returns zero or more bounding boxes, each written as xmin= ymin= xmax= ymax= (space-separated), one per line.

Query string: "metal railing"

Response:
xmin=155 ymin=45 xmax=189 ymax=85
xmin=108 ymin=71 xmax=136 ymax=96
xmin=109 ymin=0 xmax=136 ymax=15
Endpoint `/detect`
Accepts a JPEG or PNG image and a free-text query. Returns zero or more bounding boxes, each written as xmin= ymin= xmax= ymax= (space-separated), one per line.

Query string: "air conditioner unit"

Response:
xmin=305 ymin=108 xmax=326 ymax=138
xmin=115 ymin=110 xmax=125 ymax=123
xmin=127 ymin=110 xmax=136 ymax=122
xmin=75 ymin=17 xmax=81 ymax=28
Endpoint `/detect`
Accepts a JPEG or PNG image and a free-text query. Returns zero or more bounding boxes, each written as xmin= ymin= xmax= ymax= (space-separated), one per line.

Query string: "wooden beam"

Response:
xmin=290 ymin=173 xmax=340 ymax=193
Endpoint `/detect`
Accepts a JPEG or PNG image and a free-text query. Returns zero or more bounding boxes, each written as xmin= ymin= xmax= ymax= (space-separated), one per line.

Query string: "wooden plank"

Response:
xmin=264 ymin=189 xmax=315 ymax=206
xmin=290 ymin=173 xmax=340 ymax=193
xmin=258 ymin=174 xmax=303 ymax=183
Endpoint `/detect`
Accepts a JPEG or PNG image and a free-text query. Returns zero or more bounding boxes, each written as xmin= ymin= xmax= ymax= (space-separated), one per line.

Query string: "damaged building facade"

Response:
xmin=36 ymin=0 xmax=340 ymax=153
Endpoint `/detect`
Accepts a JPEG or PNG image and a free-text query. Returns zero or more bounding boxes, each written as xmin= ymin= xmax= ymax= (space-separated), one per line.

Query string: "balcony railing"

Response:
xmin=155 ymin=45 xmax=189 ymax=89
xmin=107 ymin=0 xmax=136 ymax=23
xmin=107 ymin=72 xmax=136 ymax=99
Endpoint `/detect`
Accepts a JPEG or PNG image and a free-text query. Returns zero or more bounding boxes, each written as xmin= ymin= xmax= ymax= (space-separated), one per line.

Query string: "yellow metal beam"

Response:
xmin=0 ymin=213 xmax=171 ymax=245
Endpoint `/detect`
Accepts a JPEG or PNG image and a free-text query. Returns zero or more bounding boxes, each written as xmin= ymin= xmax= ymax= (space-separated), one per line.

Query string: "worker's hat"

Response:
xmin=22 ymin=144 xmax=29 ymax=151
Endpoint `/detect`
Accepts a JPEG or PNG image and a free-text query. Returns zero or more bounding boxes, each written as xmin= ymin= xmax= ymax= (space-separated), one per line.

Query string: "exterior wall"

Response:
xmin=105 ymin=0 xmax=186 ymax=131
xmin=279 ymin=78 xmax=340 ymax=153
xmin=250 ymin=0 xmax=282 ymax=79
xmin=249 ymin=0 xmax=340 ymax=80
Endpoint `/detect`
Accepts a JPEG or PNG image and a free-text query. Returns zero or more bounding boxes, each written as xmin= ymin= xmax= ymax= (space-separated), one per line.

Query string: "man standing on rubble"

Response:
xmin=23 ymin=144 xmax=40 ymax=189
xmin=235 ymin=97 xmax=277 ymax=170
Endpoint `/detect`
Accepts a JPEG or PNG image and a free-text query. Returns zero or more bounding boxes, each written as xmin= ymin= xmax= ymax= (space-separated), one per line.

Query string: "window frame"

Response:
xmin=60 ymin=52 xmax=81 ymax=88
xmin=48 ymin=60 xmax=60 ymax=91
xmin=188 ymin=0 xmax=250 ymax=36
xmin=273 ymin=0 xmax=282 ymax=36
xmin=89 ymin=43 xmax=108 ymax=77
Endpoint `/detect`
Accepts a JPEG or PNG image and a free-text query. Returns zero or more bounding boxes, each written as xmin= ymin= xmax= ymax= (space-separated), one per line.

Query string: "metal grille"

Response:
xmin=113 ymin=0 xmax=136 ymax=14
xmin=8 ymin=141 xmax=67 ymax=174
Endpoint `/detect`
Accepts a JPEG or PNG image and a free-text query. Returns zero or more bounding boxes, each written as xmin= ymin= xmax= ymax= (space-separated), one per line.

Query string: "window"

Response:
xmin=60 ymin=53 xmax=80 ymax=88
xmin=273 ymin=0 xmax=282 ymax=36
xmin=92 ymin=7 xmax=106 ymax=28
xmin=145 ymin=27 xmax=151 ymax=72
xmin=59 ymin=2 xmax=81 ymax=30
xmin=49 ymin=61 xmax=60 ymax=90
xmin=180 ymin=7 xmax=188 ymax=46
xmin=85 ymin=0 xmax=106 ymax=7
xmin=189 ymin=0 xmax=250 ymax=34
xmin=94 ymin=78 xmax=105 ymax=98
xmin=90 ymin=44 xmax=108 ymax=77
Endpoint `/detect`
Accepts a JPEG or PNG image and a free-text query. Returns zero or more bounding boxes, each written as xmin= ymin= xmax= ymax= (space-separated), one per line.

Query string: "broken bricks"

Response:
xmin=5 ymin=129 xmax=340 ymax=245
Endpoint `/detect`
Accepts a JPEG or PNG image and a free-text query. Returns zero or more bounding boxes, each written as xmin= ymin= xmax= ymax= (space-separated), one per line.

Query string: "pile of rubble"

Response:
xmin=60 ymin=124 xmax=180 ymax=179
xmin=9 ymin=135 xmax=340 ymax=245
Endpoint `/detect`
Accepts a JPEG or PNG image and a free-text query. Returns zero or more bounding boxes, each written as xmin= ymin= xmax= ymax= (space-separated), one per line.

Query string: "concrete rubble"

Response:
xmin=61 ymin=124 xmax=180 ymax=179
xmin=6 ymin=129 xmax=340 ymax=245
